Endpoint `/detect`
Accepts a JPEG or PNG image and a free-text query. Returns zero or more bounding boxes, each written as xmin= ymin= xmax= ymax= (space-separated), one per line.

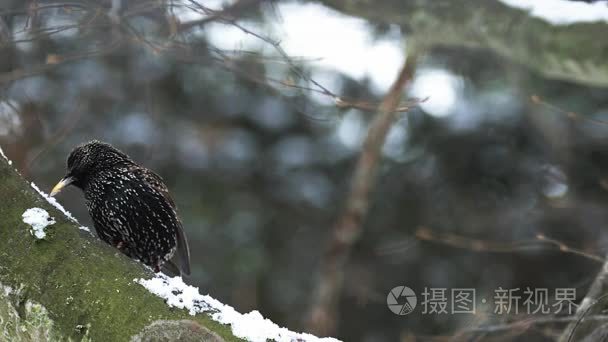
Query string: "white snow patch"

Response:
xmin=499 ymin=0 xmax=608 ymax=25
xmin=0 ymin=146 xmax=8 ymax=162
xmin=79 ymin=226 xmax=93 ymax=235
xmin=22 ymin=208 xmax=55 ymax=239
xmin=30 ymin=182 xmax=77 ymax=222
xmin=0 ymin=145 xmax=12 ymax=165
xmin=136 ymin=274 xmax=340 ymax=342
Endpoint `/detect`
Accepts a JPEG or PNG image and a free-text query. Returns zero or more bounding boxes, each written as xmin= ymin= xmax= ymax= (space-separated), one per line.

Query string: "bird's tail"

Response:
xmin=161 ymin=260 xmax=183 ymax=277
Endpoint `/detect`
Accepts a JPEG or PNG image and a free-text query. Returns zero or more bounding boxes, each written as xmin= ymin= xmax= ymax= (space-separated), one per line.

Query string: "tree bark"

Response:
xmin=0 ymin=154 xmax=237 ymax=341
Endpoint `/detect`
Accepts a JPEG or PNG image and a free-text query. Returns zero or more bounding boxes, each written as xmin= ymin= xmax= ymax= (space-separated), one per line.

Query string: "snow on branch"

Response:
xmin=1 ymin=144 xmax=91 ymax=234
xmin=499 ymin=0 xmax=608 ymax=25
xmin=136 ymin=274 xmax=341 ymax=342
xmin=22 ymin=207 xmax=55 ymax=239
xmin=2 ymin=145 xmax=338 ymax=341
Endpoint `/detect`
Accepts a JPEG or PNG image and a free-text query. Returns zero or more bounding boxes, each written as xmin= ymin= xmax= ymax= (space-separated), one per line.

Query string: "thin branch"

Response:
xmin=178 ymin=0 xmax=263 ymax=32
xmin=415 ymin=227 xmax=605 ymax=263
xmin=559 ymin=255 xmax=608 ymax=341
xmin=305 ymin=54 xmax=418 ymax=336
xmin=464 ymin=315 xmax=608 ymax=334
xmin=25 ymin=100 xmax=84 ymax=172
xmin=0 ymin=38 xmax=123 ymax=84
xmin=531 ymin=95 xmax=608 ymax=126
xmin=536 ymin=233 xmax=605 ymax=263
xmin=2 ymin=1 xmax=416 ymax=115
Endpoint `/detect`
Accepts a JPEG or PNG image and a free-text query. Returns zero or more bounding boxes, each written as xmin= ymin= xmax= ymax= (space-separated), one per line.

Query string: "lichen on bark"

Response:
xmin=0 ymin=282 xmax=66 ymax=341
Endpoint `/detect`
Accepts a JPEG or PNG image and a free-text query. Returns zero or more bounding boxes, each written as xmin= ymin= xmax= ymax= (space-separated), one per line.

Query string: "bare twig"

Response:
xmin=536 ymin=233 xmax=605 ymax=263
xmin=1 ymin=0 xmax=415 ymax=115
xmin=531 ymin=95 xmax=608 ymax=126
xmin=464 ymin=315 xmax=608 ymax=334
xmin=25 ymin=100 xmax=83 ymax=172
xmin=559 ymin=255 xmax=608 ymax=341
xmin=178 ymin=0 xmax=264 ymax=32
xmin=414 ymin=227 xmax=605 ymax=264
xmin=305 ymin=54 xmax=418 ymax=335
xmin=531 ymin=94 xmax=608 ymax=340
xmin=0 ymin=38 xmax=123 ymax=84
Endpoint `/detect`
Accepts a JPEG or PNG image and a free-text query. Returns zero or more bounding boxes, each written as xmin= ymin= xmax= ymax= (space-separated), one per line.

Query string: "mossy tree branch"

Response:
xmin=0 ymin=155 xmax=237 ymax=341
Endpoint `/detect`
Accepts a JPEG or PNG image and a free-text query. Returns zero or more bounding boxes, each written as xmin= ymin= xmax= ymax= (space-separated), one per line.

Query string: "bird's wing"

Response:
xmin=136 ymin=167 xmax=177 ymax=208
xmin=133 ymin=167 xmax=191 ymax=275
xmin=174 ymin=221 xmax=191 ymax=275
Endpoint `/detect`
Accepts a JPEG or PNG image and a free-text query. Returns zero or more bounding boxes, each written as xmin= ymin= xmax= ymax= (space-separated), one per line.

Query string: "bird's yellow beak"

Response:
xmin=50 ymin=176 xmax=74 ymax=197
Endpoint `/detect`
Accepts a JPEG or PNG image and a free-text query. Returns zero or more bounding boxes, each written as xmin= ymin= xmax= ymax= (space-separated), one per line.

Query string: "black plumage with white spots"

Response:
xmin=51 ymin=140 xmax=191 ymax=275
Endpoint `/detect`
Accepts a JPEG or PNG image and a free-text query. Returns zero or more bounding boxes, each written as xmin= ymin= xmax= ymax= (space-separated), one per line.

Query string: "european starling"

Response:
xmin=50 ymin=140 xmax=191 ymax=276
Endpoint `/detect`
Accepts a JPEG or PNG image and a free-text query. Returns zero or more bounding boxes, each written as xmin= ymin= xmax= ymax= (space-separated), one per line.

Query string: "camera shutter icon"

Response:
xmin=387 ymin=286 xmax=417 ymax=315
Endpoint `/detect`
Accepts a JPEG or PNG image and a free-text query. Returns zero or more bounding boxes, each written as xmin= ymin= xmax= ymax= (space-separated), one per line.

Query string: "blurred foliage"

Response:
xmin=2 ymin=1 xmax=608 ymax=341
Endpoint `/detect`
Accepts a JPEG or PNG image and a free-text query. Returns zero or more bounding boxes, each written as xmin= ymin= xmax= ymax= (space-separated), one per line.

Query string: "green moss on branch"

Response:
xmin=0 ymin=157 xmax=239 ymax=341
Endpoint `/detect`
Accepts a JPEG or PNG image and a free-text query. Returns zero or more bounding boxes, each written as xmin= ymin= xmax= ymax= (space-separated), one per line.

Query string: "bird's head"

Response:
xmin=50 ymin=140 xmax=132 ymax=196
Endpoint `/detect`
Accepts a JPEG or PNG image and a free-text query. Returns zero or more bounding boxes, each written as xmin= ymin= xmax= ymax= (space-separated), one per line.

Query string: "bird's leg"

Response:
xmin=111 ymin=240 xmax=132 ymax=258
xmin=115 ymin=240 xmax=125 ymax=250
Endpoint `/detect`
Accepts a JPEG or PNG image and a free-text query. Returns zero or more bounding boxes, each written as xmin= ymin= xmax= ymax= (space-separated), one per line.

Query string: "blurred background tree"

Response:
xmin=2 ymin=0 xmax=608 ymax=341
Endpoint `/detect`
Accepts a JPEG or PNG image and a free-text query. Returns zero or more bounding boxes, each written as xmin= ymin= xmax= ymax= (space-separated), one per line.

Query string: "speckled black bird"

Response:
xmin=50 ymin=140 xmax=191 ymax=275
